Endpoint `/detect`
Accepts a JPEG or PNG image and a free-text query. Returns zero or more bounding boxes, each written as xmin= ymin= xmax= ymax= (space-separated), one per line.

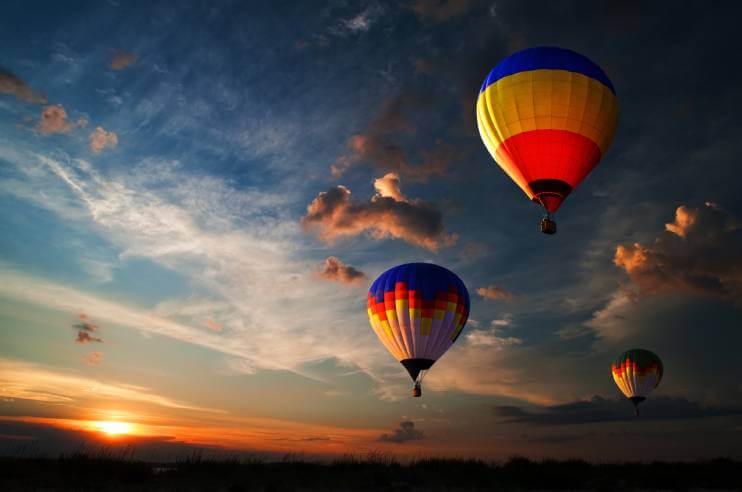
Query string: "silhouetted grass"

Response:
xmin=1 ymin=451 xmax=741 ymax=490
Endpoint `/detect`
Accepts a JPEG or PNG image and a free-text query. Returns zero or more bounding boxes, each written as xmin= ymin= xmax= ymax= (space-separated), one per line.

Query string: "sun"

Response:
xmin=94 ymin=421 xmax=132 ymax=436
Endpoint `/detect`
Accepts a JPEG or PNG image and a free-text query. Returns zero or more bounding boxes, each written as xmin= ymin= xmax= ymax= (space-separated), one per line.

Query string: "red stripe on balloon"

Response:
xmin=495 ymin=130 xmax=602 ymax=211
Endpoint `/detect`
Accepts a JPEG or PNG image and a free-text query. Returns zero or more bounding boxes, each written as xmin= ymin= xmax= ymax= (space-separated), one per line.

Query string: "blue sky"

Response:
xmin=1 ymin=0 xmax=742 ymax=460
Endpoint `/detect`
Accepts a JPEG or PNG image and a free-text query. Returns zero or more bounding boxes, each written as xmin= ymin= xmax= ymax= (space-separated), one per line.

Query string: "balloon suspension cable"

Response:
xmin=412 ymin=370 xmax=427 ymax=398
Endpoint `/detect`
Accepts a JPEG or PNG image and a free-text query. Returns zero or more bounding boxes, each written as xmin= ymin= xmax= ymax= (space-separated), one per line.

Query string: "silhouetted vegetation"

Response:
xmin=1 ymin=451 xmax=741 ymax=491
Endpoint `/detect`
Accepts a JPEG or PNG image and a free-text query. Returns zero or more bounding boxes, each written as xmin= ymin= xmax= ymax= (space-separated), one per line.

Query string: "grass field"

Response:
xmin=1 ymin=451 xmax=740 ymax=491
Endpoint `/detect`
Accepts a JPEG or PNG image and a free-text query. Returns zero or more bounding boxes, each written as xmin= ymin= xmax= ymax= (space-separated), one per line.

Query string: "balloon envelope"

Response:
xmin=477 ymin=46 xmax=619 ymax=213
xmin=367 ymin=263 xmax=470 ymax=381
xmin=612 ymin=349 xmax=663 ymax=400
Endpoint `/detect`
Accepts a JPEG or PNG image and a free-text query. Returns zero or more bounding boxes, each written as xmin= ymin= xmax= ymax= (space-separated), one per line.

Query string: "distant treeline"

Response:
xmin=1 ymin=451 xmax=741 ymax=491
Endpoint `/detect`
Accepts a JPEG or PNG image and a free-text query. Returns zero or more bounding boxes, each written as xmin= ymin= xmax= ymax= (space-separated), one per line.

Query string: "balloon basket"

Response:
xmin=540 ymin=217 xmax=557 ymax=234
xmin=412 ymin=383 xmax=422 ymax=398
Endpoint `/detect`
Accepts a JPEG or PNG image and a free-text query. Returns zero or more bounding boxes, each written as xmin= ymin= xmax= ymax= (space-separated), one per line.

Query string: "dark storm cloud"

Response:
xmin=378 ymin=421 xmax=425 ymax=444
xmin=615 ymin=203 xmax=742 ymax=301
xmin=301 ymin=174 xmax=456 ymax=251
xmin=330 ymin=93 xmax=454 ymax=182
xmin=73 ymin=314 xmax=102 ymax=344
xmin=493 ymin=396 xmax=742 ymax=425
xmin=0 ymin=67 xmax=47 ymax=104
xmin=317 ymin=256 xmax=366 ymax=285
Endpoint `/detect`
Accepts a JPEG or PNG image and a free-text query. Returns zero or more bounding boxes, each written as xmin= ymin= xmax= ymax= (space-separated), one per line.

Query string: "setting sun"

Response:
xmin=94 ymin=421 xmax=132 ymax=436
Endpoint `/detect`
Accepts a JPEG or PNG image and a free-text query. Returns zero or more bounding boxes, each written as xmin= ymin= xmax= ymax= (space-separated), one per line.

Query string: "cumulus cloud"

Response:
xmin=614 ymin=203 xmax=742 ymax=300
xmin=0 ymin=67 xmax=47 ymax=103
xmin=378 ymin=420 xmax=425 ymax=443
xmin=36 ymin=104 xmax=87 ymax=134
xmin=109 ymin=50 xmax=138 ymax=70
xmin=301 ymin=173 xmax=456 ymax=251
xmin=330 ymin=94 xmax=454 ymax=181
xmin=493 ymin=395 xmax=742 ymax=425
xmin=318 ymin=256 xmax=366 ymax=285
xmin=73 ymin=313 xmax=102 ymax=344
xmin=410 ymin=0 xmax=472 ymax=23
xmin=476 ymin=284 xmax=513 ymax=301
xmin=89 ymin=126 xmax=118 ymax=153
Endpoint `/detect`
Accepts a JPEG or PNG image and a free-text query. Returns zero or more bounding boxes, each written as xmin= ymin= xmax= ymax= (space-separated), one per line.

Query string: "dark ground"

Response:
xmin=1 ymin=453 xmax=741 ymax=491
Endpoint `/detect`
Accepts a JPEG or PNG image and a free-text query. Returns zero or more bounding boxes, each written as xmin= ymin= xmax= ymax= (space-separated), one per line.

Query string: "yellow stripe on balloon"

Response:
xmin=477 ymin=69 xmax=618 ymax=154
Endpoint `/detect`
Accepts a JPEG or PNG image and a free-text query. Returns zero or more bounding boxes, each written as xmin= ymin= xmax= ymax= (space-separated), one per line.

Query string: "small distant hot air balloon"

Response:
xmin=477 ymin=46 xmax=619 ymax=234
xmin=367 ymin=263 xmax=470 ymax=397
xmin=611 ymin=349 xmax=663 ymax=416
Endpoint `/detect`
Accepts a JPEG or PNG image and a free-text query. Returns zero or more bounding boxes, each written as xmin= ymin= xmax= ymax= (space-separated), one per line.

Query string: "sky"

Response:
xmin=1 ymin=0 xmax=742 ymax=462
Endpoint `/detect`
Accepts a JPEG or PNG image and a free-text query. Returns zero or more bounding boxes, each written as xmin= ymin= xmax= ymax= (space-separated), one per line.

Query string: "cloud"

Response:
xmin=0 ymin=358 xmax=221 ymax=412
xmin=109 ymin=50 xmax=138 ymax=70
xmin=84 ymin=351 xmax=103 ymax=366
xmin=301 ymin=173 xmax=456 ymax=251
xmin=476 ymin=284 xmax=513 ymax=301
xmin=73 ymin=313 xmax=103 ymax=344
xmin=330 ymin=94 xmax=454 ymax=181
xmin=465 ymin=329 xmax=521 ymax=348
xmin=493 ymin=396 xmax=742 ymax=425
xmin=89 ymin=126 xmax=118 ymax=153
xmin=0 ymin=67 xmax=47 ymax=103
xmin=614 ymin=203 xmax=742 ymax=300
xmin=318 ymin=256 xmax=366 ymax=285
xmin=338 ymin=5 xmax=384 ymax=33
xmin=36 ymin=104 xmax=87 ymax=134
xmin=0 ymin=152 xmax=402 ymax=393
xmin=378 ymin=420 xmax=424 ymax=443
xmin=409 ymin=0 xmax=472 ymax=23
xmin=206 ymin=319 xmax=222 ymax=331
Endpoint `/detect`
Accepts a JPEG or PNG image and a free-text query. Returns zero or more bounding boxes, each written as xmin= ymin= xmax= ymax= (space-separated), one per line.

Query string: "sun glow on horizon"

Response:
xmin=94 ymin=421 xmax=133 ymax=436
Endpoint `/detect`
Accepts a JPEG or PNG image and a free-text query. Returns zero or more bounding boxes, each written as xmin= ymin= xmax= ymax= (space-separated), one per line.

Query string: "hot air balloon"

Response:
xmin=367 ymin=263 xmax=470 ymax=397
xmin=476 ymin=46 xmax=619 ymax=234
xmin=611 ymin=349 xmax=663 ymax=416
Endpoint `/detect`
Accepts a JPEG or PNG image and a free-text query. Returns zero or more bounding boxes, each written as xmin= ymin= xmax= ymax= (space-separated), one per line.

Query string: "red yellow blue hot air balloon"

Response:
xmin=367 ymin=263 xmax=470 ymax=397
xmin=612 ymin=349 xmax=663 ymax=416
xmin=477 ymin=46 xmax=619 ymax=234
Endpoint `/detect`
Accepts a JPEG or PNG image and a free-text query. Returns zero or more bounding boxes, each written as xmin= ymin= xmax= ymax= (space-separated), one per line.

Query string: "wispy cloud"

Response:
xmin=337 ymin=5 xmax=384 ymax=34
xmin=476 ymin=284 xmax=513 ymax=302
xmin=409 ymin=0 xmax=472 ymax=23
xmin=109 ymin=50 xmax=138 ymax=70
xmin=84 ymin=351 xmax=103 ymax=366
xmin=0 ymin=67 xmax=47 ymax=103
xmin=0 ymin=151 xmax=400 ymax=392
xmin=330 ymin=94 xmax=454 ymax=181
xmin=0 ymin=358 xmax=222 ymax=412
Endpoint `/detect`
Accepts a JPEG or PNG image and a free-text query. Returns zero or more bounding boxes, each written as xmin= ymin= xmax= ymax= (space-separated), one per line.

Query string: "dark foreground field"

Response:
xmin=1 ymin=453 xmax=740 ymax=491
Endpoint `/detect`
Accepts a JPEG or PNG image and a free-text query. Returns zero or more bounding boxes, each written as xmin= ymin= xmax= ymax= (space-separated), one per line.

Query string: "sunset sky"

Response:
xmin=2 ymin=0 xmax=742 ymax=461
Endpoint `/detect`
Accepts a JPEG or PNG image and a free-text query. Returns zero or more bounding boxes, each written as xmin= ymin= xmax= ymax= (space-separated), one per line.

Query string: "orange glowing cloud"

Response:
xmin=614 ymin=203 xmax=742 ymax=300
xmin=301 ymin=174 xmax=456 ymax=251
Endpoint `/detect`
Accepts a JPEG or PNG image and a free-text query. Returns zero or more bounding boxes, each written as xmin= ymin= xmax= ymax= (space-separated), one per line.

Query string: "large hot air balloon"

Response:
xmin=367 ymin=263 xmax=470 ymax=397
xmin=611 ymin=349 xmax=663 ymax=416
xmin=476 ymin=46 xmax=619 ymax=234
